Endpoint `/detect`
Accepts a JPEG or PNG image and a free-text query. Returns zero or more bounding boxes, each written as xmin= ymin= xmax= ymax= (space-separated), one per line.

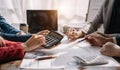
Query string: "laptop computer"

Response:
xmin=27 ymin=10 xmax=58 ymax=33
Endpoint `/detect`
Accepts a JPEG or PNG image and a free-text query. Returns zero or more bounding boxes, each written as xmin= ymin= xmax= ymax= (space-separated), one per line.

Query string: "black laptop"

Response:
xmin=27 ymin=10 xmax=58 ymax=33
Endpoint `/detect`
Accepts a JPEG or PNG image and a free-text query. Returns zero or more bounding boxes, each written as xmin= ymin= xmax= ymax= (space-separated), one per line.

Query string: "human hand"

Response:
xmin=66 ymin=28 xmax=85 ymax=40
xmin=0 ymin=36 xmax=5 ymax=47
xmin=100 ymin=42 xmax=120 ymax=57
xmin=24 ymin=34 xmax=45 ymax=52
xmin=37 ymin=30 xmax=50 ymax=36
xmin=85 ymin=32 xmax=113 ymax=47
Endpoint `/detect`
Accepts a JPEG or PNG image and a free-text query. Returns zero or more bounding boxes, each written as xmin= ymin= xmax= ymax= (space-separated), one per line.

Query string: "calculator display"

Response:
xmin=49 ymin=31 xmax=63 ymax=39
xmin=42 ymin=31 xmax=63 ymax=48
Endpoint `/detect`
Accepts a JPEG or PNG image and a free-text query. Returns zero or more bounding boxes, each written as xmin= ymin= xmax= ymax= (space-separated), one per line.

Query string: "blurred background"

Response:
xmin=0 ymin=0 xmax=104 ymax=32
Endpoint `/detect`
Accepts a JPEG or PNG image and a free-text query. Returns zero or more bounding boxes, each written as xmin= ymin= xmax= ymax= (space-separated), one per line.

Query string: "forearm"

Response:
xmin=87 ymin=22 xmax=103 ymax=34
xmin=102 ymin=34 xmax=120 ymax=46
xmin=87 ymin=3 xmax=104 ymax=34
xmin=0 ymin=33 xmax=32 ymax=42
xmin=0 ymin=16 xmax=20 ymax=34
xmin=0 ymin=40 xmax=24 ymax=64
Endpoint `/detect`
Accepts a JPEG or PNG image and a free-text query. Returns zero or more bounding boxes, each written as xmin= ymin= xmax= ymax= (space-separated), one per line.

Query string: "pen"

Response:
xmin=78 ymin=38 xmax=86 ymax=43
xmin=35 ymin=56 xmax=56 ymax=61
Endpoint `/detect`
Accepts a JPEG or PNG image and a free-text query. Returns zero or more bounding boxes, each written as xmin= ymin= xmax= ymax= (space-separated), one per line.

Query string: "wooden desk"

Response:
xmin=0 ymin=60 xmax=22 ymax=70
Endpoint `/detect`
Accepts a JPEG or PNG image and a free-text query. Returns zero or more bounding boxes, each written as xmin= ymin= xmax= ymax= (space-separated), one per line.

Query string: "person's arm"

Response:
xmin=0 ymin=30 xmax=50 ymax=42
xmin=0 ymin=16 xmax=20 ymax=34
xmin=0 ymin=40 xmax=24 ymax=64
xmin=105 ymin=34 xmax=120 ymax=46
xmin=87 ymin=1 xmax=105 ymax=34
xmin=0 ymin=34 xmax=45 ymax=64
xmin=0 ymin=33 xmax=32 ymax=42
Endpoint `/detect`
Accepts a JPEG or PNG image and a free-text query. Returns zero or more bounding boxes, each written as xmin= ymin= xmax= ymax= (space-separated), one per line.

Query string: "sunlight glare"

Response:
xmin=58 ymin=3 xmax=74 ymax=18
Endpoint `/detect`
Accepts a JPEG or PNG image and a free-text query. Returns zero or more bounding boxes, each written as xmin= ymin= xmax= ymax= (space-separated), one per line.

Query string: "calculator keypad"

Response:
xmin=41 ymin=31 xmax=63 ymax=48
xmin=45 ymin=35 xmax=59 ymax=48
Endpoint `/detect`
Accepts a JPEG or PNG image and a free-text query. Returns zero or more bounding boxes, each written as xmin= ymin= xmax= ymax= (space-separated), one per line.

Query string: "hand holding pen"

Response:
xmin=85 ymin=32 xmax=114 ymax=47
xmin=66 ymin=28 xmax=114 ymax=47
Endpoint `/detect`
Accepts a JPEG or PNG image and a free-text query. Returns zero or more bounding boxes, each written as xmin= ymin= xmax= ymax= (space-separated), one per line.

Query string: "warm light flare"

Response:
xmin=57 ymin=3 xmax=74 ymax=18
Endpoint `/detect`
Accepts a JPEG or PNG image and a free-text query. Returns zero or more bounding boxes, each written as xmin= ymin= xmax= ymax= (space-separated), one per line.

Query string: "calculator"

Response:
xmin=42 ymin=31 xmax=63 ymax=49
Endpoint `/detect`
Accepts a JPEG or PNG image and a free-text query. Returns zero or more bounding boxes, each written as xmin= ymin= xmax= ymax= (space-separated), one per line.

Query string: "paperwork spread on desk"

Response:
xmin=52 ymin=46 xmax=120 ymax=67
xmin=20 ymin=47 xmax=120 ymax=69
xmin=20 ymin=37 xmax=120 ymax=69
xmin=20 ymin=52 xmax=63 ymax=69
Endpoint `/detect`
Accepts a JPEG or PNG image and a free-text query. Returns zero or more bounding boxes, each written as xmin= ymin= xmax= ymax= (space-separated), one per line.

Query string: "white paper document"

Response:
xmin=52 ymin=46 xmax=120 ymax=67
xmin=20 ymin=38 xmax=120 ymax=69
xmin=20 ymin=52 xmax=63 ymax=70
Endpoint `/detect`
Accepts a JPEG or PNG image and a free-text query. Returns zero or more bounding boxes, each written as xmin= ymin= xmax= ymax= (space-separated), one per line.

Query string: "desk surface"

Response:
xmin=1 ymin=36 xmax=120 ymax=70
xmin=1 ymin=62 xmax=120 ymax=70
xmin=0 ymin=60 xmax=21 ymax=70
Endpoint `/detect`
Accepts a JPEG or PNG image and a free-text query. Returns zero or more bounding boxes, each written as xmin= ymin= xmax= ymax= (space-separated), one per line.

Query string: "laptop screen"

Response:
xmin=27 ymin=10 xmax=58 ymax=33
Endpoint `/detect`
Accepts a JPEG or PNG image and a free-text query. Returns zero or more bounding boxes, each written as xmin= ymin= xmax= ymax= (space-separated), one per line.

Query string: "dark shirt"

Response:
xmin=106 ymin=0 xmax=120 ymax=34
